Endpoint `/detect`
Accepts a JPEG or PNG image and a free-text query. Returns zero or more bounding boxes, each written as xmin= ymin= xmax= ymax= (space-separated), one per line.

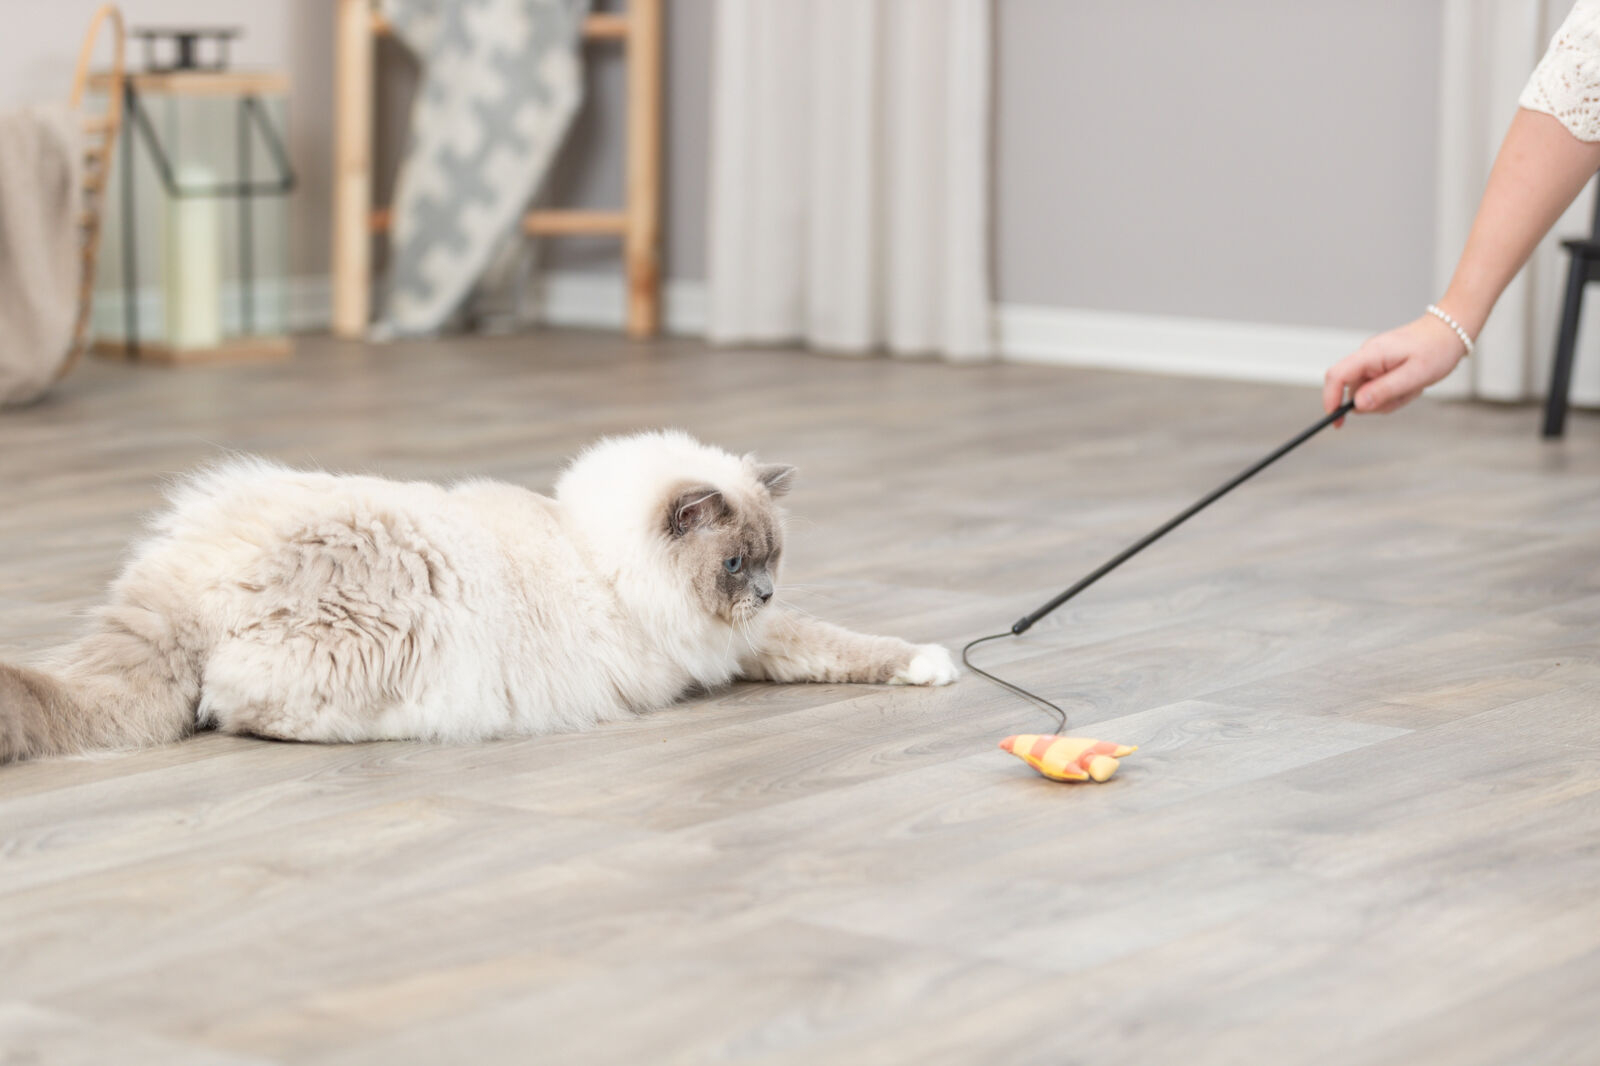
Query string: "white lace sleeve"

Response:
xmin=1521 ymin=0 xmax=1600 ymax=141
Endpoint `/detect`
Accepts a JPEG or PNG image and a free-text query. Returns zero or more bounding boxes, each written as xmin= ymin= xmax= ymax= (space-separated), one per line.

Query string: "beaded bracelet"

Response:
xmin=1425 ymin=304 xmax=1475 ymax=358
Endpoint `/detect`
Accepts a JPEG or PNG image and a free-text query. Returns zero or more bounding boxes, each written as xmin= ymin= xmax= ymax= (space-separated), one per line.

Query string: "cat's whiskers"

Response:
xmin=735 ymin=615 xmax=760 ymax=658
xmin=777 ymin=601 xmax=828 ymax=625
xmin=768 ymin=608 xmax=801 ymax=639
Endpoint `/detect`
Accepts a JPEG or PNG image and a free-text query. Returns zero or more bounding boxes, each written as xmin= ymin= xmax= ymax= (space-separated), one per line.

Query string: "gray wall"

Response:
xmin=995 ymin=0 xmax=1443 ymax=331
xmin=5 ymin=0 xmax=1442 ymax=334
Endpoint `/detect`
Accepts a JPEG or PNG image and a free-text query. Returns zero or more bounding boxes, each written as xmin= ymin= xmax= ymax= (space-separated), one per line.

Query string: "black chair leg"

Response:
xmin=1543 ymin=253 xmax=1588 ymax=439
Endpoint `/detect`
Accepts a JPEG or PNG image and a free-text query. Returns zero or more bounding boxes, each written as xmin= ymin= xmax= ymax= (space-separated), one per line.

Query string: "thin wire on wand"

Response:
xmin=962 ymin=631 xmax=1068 ymax=733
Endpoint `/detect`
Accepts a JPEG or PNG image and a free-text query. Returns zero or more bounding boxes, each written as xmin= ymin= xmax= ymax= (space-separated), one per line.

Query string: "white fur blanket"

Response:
xmin=0 ymin=104 xmax=82 ymax=407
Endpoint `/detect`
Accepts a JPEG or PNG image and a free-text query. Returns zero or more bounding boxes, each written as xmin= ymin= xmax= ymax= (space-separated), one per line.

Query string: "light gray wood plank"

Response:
xmin=2 ymin=333 xmax=1599 ymax=1064
xmin=0 ymin=1002 xmax=270 ymax=1066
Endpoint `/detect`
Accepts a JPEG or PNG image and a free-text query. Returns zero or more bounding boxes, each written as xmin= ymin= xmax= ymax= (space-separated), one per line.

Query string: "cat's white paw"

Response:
xmin=891 ymin=643 xmax=959 ymax=686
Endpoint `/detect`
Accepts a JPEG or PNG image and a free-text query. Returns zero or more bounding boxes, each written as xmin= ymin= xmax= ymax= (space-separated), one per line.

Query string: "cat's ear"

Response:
xmin=669 ymin=486 xmax=727 ymax=536
xmin=755 ymin=463 xmax=796 ymax=497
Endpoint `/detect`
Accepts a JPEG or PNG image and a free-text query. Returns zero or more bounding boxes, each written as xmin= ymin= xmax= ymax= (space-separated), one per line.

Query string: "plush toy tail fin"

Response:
xmin=0 ymin=622 xmax=197 ymax=764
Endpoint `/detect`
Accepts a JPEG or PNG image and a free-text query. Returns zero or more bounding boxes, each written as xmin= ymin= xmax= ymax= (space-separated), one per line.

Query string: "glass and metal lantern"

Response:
xmin=89 ymin=28 xmax=295 ymax=363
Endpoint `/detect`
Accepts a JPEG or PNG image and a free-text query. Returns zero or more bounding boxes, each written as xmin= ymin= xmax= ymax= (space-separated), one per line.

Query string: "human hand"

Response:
xmin=1322 ymin=314 xmax=1470 ymax=419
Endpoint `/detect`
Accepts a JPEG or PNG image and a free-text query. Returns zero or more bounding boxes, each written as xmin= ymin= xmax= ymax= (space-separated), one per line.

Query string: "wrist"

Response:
xmin=1434 ymin=288 xmax=1491 ymax=339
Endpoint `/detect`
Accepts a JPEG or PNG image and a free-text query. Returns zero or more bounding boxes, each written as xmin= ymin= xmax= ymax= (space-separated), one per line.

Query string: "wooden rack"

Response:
xmin=331 ymin=0 xmax=662 ymax=339
xmin=64 ymin=4 xmax=125 ymax=379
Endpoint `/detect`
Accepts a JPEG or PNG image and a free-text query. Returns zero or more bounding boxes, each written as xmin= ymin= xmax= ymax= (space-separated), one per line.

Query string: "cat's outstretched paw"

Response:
xmin=891 ymin=643 xmax=959 ymax=686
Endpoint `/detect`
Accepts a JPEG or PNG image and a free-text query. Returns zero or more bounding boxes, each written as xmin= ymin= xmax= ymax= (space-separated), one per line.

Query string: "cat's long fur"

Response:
xmin=0 ymin=431 xmax=956 ymax=763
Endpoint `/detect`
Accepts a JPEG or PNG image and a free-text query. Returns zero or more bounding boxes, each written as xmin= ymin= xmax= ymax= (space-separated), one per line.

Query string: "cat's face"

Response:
xmin=665 ymin=463 xmax=794 ymax=626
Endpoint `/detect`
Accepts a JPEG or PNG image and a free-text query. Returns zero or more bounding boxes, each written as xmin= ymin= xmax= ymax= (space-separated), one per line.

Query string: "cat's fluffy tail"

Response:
xmin=0 ymin=614 xmax=198 ymax=764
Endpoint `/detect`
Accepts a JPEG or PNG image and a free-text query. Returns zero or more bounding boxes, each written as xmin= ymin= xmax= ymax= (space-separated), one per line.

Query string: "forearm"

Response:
xmin=1440 ymin=108 xmax=1600 ymax=336
xmin=1324 ymin=16 xmax=1600 ymax=417
xmin=740 ymin=612 xmax=913 ymax=684
xmin=737 ymin=609 xmax=956 ymax=686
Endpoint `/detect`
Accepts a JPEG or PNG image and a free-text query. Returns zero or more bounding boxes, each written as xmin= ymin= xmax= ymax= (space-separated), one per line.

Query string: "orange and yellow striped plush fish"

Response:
xmin=998 ymin=734 xmax=1137 ymax=782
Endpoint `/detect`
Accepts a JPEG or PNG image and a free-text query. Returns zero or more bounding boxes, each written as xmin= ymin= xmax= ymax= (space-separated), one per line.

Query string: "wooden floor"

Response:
xmin=2 ymin=333 xmax=1599 ymax=1065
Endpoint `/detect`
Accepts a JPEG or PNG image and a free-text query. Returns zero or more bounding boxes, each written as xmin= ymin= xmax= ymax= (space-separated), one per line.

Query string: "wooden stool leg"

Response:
xmin=624 ymin=0 xmax=662 ymax=339
xmin=1543 ymin=253 xmax=1588 ymax=439
xmin=332 ymin=0 xmax=374 ymax=338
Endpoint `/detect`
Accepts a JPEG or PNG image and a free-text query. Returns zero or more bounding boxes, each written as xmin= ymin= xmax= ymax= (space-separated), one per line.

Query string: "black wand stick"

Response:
xmin=964 ymin=400 xmax=1357 ymax=731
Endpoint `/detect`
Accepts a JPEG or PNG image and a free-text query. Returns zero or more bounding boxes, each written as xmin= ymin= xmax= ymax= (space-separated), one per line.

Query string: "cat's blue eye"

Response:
xmin=724 ymin=555 xmax=743 ymax=574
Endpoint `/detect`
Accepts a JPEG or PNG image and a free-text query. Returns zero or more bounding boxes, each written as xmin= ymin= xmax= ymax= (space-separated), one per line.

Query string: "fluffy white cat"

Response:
xmin=0 ymin=431 xmax=957 ymax=762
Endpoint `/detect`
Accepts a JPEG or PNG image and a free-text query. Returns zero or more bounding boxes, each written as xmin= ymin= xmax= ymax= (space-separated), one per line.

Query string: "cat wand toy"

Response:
xmin=968 ymin=400 xmax=1357 ymax=782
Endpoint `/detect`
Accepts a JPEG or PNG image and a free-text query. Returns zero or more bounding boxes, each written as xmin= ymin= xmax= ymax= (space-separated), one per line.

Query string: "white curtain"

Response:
xmin=707 ymin=0 xmax=992 ymax=360
xmin=1435 ymin=0 xmax=1600 ymax=405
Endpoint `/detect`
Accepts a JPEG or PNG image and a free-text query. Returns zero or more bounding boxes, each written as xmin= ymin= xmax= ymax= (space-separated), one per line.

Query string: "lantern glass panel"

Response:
xmin=92 ymin=86 xmax=291 ymax=351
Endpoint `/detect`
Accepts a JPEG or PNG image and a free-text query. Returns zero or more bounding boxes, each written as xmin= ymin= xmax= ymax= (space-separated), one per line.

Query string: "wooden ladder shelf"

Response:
xmin=331 ymin=0 xmax=662 ymax=339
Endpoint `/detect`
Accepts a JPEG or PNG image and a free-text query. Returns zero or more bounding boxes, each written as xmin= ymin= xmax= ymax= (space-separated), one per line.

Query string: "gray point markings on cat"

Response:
xmin=379 ymin=0 xmax=590 ymax=335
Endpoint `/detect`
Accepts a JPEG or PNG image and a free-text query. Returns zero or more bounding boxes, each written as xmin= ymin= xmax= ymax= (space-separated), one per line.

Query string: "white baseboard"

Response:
xmin=528 ymin=271 xmax=708 ymax=335
xmin=995 ymin=304 xmax=1367 ymax=387
xmin=104 ymin=271 xmax=1366 ymax=389
xmin=92 ymin=276 xmax=331 ymax=340
xmin=287 ymin=276 xmax=332 ymax=332
xmin=529 ymin=274 xmax=1364 ymax=388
